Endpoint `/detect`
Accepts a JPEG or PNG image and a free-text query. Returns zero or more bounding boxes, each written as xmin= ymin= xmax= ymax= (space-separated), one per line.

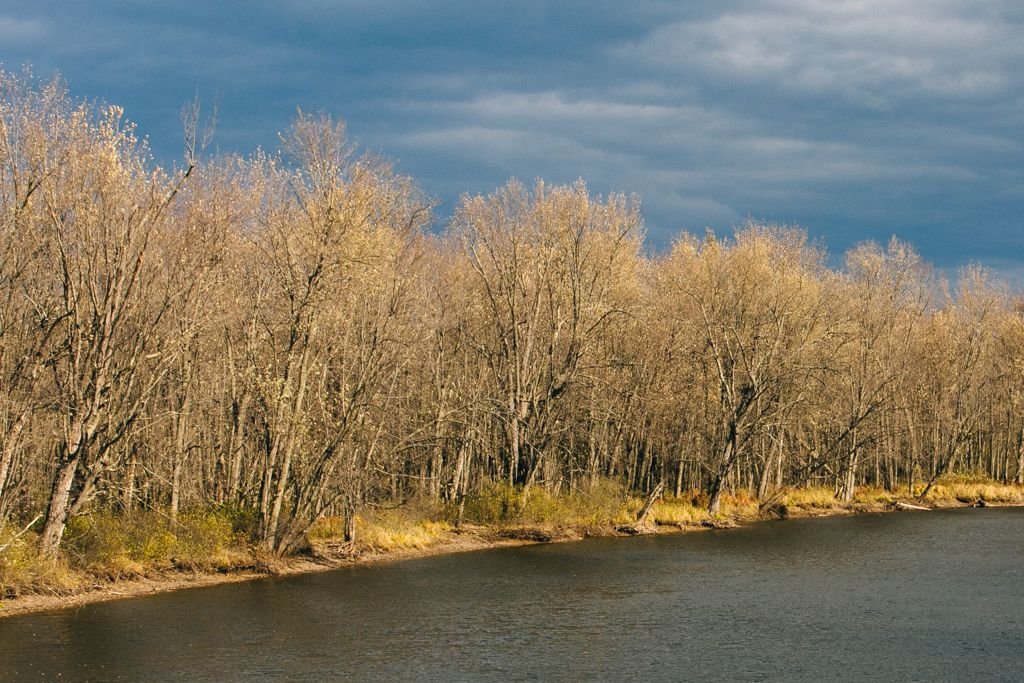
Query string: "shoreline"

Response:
xmin=2 ymin=495 xmax=1017 ymax=620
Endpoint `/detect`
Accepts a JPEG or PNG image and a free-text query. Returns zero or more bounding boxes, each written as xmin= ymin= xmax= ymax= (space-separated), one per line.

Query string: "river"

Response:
xmin=1 ymin=507 xmax=1022 ymax=681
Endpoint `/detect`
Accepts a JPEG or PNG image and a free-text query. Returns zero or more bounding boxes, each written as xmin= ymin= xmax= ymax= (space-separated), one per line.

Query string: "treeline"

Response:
xmin=2 ymin=72 xmax=1023 ymax=557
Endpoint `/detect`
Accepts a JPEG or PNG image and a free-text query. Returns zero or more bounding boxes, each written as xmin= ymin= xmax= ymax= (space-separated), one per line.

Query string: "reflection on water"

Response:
xmin=1 ymin=508 xmax=1022 ymax=681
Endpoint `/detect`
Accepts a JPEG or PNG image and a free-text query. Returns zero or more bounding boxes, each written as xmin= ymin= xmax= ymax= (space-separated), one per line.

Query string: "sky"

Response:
xmin=1 ymin=0 xmax=1022 ymax=277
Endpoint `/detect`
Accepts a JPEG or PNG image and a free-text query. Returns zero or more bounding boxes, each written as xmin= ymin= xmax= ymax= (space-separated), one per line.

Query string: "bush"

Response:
xmin=208 ymin=504 xmax=260 ymax=539
xmin=461 ymin=482 xmax=525 ymax=524
xmin=0 ymin=529 xmax=81 ymax=598
xmin=174 ymin=509 xmax=247 ymax=569
xmin=309 ymin=500 xmax=454 ymax=552
xmin=62 ymin=508 xmax=251 ymax=578
xmin=356 ymin=513 xmax=452 ymax=552
xmin=854 ymin=487 xmax=896 ymax=505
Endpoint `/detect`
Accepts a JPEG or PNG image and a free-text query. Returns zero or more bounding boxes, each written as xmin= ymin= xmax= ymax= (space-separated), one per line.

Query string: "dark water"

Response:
xmin=1 ymin=508 xmax=1022 ymax=682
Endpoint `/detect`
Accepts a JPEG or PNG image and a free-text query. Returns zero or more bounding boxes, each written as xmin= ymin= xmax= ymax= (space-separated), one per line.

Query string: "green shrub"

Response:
xmin=461 ymin=482 xmax=525 ymax=524
xmin=174 ymin=509 xmax=245 ymax=568
xmin=209 ymin=504 xmax=259 ymax=539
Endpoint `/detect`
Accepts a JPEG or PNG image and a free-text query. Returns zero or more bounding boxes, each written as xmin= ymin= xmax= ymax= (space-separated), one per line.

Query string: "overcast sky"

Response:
xmin=2 ymin=0 xmax=1022 ymax=276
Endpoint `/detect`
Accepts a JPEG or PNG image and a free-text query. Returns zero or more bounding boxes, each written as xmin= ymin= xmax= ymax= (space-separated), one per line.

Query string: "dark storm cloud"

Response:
xmin=1 ymin=0 xmax=1021 ymax=274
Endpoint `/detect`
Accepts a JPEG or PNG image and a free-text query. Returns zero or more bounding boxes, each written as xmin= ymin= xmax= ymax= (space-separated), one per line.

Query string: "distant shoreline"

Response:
xmin=3 ymin=492 xmax=1019 ymax=620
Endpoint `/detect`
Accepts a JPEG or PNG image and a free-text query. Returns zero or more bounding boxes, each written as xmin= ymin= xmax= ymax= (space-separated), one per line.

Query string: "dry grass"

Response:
xmin=5 ymin=477 xmax=1023 ymax=602
xmin=651 ymin=496 xmax=707 ymax=526
xmin=719 ymin=491 xmax=760 ymax=519
xmin=781 ymin=486 xmax=848 ymax=511
xmin=518 ymin=481 xmax=638 ymax=527
xmin=61 ymin=509 xmax=254 ymax=578
xmin=355 ymin=514 xmax=452 ymax=552
xmin=922 ymin=477 xmax=1024 ymax=505
xmin=652 ymin=490 xmax=760 ymax=526
xmin=460 ymin=480 xmax=637 ymax=529
xmin=0 ymin=530 xmax=82 ymax=598
xmin=311 ymin=502 xmax=454 ymax=553
xmin=852 ymin=486 xmax=897 ymax=506
xmin=777 ymin=486 xmax=898 ymax=511
xmin=1 ymin=507 xmax=256 ymax=598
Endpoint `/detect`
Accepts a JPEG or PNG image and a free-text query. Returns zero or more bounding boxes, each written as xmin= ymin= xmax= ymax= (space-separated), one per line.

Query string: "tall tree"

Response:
xmin=454 ymin=180 xmax=642 ymax=492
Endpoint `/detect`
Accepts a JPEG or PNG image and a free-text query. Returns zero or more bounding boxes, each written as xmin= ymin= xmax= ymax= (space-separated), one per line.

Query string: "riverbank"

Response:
xmin=2 ymin=478 xmax=1022 ymax=619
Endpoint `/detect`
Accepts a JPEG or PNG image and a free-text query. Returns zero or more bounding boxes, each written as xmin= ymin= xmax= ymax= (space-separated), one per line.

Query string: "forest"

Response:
xmin=2 ymin=71 xmax=1023 ymax=570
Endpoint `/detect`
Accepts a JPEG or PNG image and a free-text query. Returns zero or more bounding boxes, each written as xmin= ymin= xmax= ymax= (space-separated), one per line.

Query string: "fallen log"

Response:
xmin=892 ymin=501 xmax=931 ymax=511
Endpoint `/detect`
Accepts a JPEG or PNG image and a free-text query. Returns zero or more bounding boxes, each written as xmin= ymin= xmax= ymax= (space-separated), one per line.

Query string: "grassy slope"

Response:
xmin=2 ymin=475 xmax=1022 ymax=617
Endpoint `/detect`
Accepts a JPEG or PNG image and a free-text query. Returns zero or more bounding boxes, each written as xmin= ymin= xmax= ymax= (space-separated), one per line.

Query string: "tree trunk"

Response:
xmin=227 ymin=393 xmax=251 ymax=502
xmin=122 ymin=448 xmax=138 ymax=512
xmin=1016 ymin=425 xmax=1024 ymax=485
xmin=343 ymin=498 xmax=357 ymax=544
xmin=636 ymin=480 xmax=665 ymax=526
xmin=674 ymin=457 xmax=684 ymax=498
xmin=839 ymin=439 xmax=859 ymax=503
xmin=170 ymin=456 xmax=184 ymax=523
xmin=170 ymin=393 xmax=191 ymax=523
xmin=0 ymin=408 xmax=31 ymax=507
xmin=757 ymin=434 xmax=783 ymax=502
xmin=40 ymin=450 xmax=81 ymax=556
xmin=449 ymin=441 xmax=467 ymax=503
xmin=708 ymin=424 xmax=738 ymax=516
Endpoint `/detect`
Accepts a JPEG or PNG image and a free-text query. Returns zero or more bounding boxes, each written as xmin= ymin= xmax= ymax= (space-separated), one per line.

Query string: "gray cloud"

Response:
xmin=1 ymin=0 xmax=1021 ymax=273
xmin=625 ymin=1 xmax=1021 ymax=104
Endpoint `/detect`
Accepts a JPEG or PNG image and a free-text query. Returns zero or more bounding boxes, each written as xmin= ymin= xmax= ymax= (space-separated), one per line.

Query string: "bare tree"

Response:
xmin=454 ymin=180 xmax=642 ymax=493
xmin=659 ymin=226 xmax=832 ymax=514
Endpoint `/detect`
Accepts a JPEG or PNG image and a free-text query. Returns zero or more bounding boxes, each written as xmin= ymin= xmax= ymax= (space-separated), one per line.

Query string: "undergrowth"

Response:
xmin=3 ymin=477 xmax=1022 ymax=602
xmin=921 ymin=477 xmax=1024 ymax=504
xmin=459 ymin=480 xmax=637 ymax=528
xmin=1 ymin=506 xmax=256 ymax=599
xmin=311 ymin=501 xmax=453 ymax=552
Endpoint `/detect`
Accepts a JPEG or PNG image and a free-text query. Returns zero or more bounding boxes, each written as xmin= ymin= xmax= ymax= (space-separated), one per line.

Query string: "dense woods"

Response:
xmin=2 ymin=72 xmax=1023 ymax=559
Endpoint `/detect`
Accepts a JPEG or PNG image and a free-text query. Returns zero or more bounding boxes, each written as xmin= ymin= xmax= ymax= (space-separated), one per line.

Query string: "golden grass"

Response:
xmin=306 ymin=516 xmax=347 ymax=540
xmin=651 ymin=497 xmax=707 ymax=526
xmin=852 ymin=486 xmax=897 ymax=506
xmin=518 ymin=481 xmax=638 ymax=527
xmin=4 ymin=477 xmax=1023 ymax=601
xmin=784 ymin=486 xmax=841 ymax=510
xmin=0 ymin=506 xmax=257 ymax=599
xmin=460 ymin=480 xmax=637 ymax=528
xmin=311 ymin=502 xmax=454 ymax=553
xmin=356 ymin=514 xmax=452 ymax=552
xmin=0 ymin=530 xmax=82 ymax=598
xmin=652 ymin=490 xmax=760 ymax=526
xmin=922 ymin=479 xmax=1024 ymax=505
